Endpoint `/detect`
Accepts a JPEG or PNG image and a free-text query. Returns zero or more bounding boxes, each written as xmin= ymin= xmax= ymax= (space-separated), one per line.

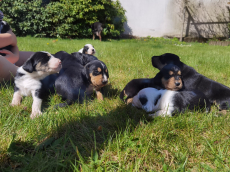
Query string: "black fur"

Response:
xmin=0 ymin=21 xmax=12 ymax=56
xmin=151 ymin=53 xmax=230 ymax=110
xmin=172 ymin=90 xmax=211 ymax=115
xmin=139 ymin=95 xmax=148 ymax=106
xmin=120 ymin=64 xmax=183 ymax=103
xmin=82 ymin=46 xmax=89 ymax=54
xmin=71 ymin=52 xmax=98 ymax=66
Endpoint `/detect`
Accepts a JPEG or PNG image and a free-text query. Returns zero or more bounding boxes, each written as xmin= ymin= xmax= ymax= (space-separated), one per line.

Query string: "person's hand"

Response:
xmin=0 ymin=49 xmax=19 ymax=64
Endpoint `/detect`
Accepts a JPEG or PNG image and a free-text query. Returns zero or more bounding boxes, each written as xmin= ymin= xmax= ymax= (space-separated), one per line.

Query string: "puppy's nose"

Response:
xmin=92 ymin=49 xmax=95 ymax=52
xmin=102 ymin=80 xmax=108 ymax=85
xmin=175 ymin=82 xmax=180 ymax=86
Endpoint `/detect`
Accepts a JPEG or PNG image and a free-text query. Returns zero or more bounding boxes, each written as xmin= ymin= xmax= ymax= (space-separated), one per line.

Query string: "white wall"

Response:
xmin=119 ymin=0 xmax=230 ymax=38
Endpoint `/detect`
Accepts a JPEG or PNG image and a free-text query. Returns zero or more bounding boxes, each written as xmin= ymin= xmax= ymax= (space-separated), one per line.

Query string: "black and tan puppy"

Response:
xmin=120 ymin=64 xmax=183 ymax=104
xmin=151 ymin=53 xmax=230 ymax=110
xmin=53 ymin=51 xmax=109 ymax=107
xmin=11 ymin=52 xmax=62 ymax=119
xmin=91 ymin=22 xmax=103 ymax=41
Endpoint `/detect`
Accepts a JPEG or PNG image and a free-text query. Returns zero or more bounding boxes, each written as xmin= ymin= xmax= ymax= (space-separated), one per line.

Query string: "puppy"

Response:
xmin=132 ymin=88 xmax=210 ymax=117
xmin=11 ymin=52 xmax=62 ymax=119
xmin=0 ymin=20 xmax=13 ymax=56
xmin=120 ymin=64 xmax=183 ymax=104
xmin=91 ymin=22 xmax=103 ymax=41
xmin=78 ymin=44 xmax=96 ymax=55
xmin=151 ymin=53 xmax=230 ymax=110
xmin=53 ymin=51 xmax=109 ymax=107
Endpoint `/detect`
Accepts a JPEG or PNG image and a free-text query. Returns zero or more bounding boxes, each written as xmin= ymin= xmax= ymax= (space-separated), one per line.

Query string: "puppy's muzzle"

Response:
xmin=175 ymin=82 xmax=180 ymax=86
xmin=102 ymin=80 xmax=108 ymax=85
xmin=49 ymin=58 xmax=62 ymax=73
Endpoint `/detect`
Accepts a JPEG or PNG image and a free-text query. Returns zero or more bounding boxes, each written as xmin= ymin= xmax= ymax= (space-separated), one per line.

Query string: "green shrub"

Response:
xmin=0 ymin=0 xmax=126 ymax=39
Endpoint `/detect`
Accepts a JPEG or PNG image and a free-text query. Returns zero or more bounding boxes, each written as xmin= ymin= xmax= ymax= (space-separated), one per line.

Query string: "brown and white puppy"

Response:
xmin=78 ymin=44 xmax=96 ymax=55
xmin=11 ymin=51 xmax=62 ymax=119
xmin=53 ymin=51 xmax=109 ymax=107
xmin=120 ymin=64 xmax=184 ymax=104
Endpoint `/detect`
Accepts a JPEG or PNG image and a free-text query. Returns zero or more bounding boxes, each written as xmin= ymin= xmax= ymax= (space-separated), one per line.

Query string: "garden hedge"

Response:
xmin=0 ymin=0 xmax=126 ymax=39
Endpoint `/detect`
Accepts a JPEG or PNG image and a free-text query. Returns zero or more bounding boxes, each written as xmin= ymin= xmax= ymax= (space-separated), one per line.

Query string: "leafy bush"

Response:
xmin=0 ymin=0 xmax=126 ymax=39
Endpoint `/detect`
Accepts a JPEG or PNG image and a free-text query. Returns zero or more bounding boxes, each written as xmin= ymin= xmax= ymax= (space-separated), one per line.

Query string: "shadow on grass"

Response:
xmin=0 ymin=82 xmax=150 ymax=171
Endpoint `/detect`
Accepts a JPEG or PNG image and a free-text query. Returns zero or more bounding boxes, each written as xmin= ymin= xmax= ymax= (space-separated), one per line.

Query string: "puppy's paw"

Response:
xmin=30 ymin=111 xmax=42 ymax=119
xmin=10 ymin=99 xmax=21 ymax=106
xmin=96 ymin=91 xmax=104 ymax=101
xmin=10 ymin=102 xmax=20 ymax=106
xmin=126 ymin=98 xmax=133 ymax=105
xmin=148 ymin=113 xmax=158 ymax=118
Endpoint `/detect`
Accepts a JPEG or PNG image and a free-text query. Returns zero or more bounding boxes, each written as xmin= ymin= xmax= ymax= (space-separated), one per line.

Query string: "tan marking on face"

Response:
xmin=98 ymin=67 xmax=101 ymax=72
xmin=35 ymin=57 xmax=61 ymax=74
xmin=96 ymin=90 xmax=103 ymax=101
xmin=169 ymin=71 xmax=174 ymax=75
xmin=161 ymin=77 xmax=183 ymax=91
xmin=126 ymin=98 xmax=133 ymax=104
xmin=35 ymin=62 xmax=49 ymax=72
xmin=90 ymin=73 xmax=103 ymax=88
xmin=105 ymin=69 xmax=108 ymax=73
xmin=178 ymin=70 xmax=181 ymax=75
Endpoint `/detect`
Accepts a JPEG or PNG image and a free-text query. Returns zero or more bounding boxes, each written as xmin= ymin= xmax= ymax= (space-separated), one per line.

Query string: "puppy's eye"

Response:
xmin=93 ymin=70 xmax=100 ymax=75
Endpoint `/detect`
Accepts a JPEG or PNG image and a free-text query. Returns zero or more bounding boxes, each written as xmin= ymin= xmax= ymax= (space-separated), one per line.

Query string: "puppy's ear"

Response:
xmin=83 ymin=46 xmax=89 ymax=54
xmin=23 ymin=58 xmax=34 ymax=73
xmin=153 ymin=71 xmax=163 ymax=86
xmin=152 ymin=53 xmax=181 ymax=70
xmin=83 ymin=64 xmax=91 ymax=81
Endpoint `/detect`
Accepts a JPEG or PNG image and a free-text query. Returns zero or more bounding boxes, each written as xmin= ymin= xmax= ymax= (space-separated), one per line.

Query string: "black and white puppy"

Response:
xmin=132 ymin=88 xmax=210 ymax=117
xmin=0 ymin=20 xmax=12 ymax=56
xmin=120 ymin=64 xmax=184 ymax=104
xmin=53 ymin=51 xmax=109 ymax=107
xmin=151 ymin=53 xmax=230 ymax=110
xmin=78 ymin=44 xmax=96 ymax=55
xmin=11 ymin=52 xmax=62 ymax=119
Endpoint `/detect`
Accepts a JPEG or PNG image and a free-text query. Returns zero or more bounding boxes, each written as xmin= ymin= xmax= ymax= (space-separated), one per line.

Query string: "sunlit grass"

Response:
xmin=1 ymin=37 xmax=230 ymax=171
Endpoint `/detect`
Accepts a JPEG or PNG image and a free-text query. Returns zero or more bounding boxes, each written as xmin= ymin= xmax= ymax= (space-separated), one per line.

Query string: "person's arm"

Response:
xmin=0 ymin=46 xmax=19 ymax=64
xmin=0 ymin=30 xmax=17 ymax=47
xmin=0 ymin=29 xmax=19 ymax=64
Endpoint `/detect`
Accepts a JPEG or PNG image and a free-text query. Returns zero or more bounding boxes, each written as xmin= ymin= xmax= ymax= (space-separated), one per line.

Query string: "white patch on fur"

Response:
xmin=11 ymin=91 xmax=22 ymax=106
xmin=100 ymin=61 xmax=108 ymax=83
xmin=30 ymin=90 xmax=42 ymax=119
xmin=132 ymin=88 xmax=177 ymax=117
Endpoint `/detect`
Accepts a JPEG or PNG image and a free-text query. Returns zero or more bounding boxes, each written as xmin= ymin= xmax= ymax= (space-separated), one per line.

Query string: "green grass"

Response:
xmin=1 ymin=37 xmax=230 ymax=171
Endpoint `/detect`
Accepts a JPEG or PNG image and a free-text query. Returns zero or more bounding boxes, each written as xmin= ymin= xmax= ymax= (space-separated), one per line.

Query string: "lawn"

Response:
xmin=1 ymin=37 xmax=230 ymax=171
